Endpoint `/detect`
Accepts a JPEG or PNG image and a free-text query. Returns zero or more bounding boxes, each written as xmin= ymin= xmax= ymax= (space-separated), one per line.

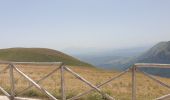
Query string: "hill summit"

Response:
xmin=0 ymin=48 xmax=92 ymax=67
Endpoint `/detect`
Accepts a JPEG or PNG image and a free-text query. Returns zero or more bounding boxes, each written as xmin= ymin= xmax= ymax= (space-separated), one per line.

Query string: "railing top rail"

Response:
xmin=0 ymin=62 xmax=63 ymax=65
xmin=134 ymin=63 xmax=170 ymax=68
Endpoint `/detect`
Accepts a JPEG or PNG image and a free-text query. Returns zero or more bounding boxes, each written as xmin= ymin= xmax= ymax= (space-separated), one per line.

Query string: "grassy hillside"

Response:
xmin=0 ymin=48 xmax=92 ymax=67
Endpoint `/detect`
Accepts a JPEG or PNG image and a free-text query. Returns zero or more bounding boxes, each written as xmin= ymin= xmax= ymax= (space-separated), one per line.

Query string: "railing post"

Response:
xmin=61 ymin=65 xmax=66 ymax=100
xmin=9 ymin=64 xmax=15 ymax=100
xmin=132 ymin=65 xmax=136 ymax=100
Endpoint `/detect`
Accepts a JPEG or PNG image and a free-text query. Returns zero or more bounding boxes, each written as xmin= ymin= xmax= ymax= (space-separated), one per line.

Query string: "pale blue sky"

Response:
xmin=0 ymin=0 xmax=170 ymax=51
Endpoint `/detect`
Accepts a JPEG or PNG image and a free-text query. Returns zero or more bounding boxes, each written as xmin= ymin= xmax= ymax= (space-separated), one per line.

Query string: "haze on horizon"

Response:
xmin=0 ymin=0 xmax=170 ymax=52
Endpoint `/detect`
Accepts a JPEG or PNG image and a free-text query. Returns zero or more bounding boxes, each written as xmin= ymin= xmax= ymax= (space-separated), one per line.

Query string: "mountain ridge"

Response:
xmin=137 ymin=41 xmax=170 ymax=63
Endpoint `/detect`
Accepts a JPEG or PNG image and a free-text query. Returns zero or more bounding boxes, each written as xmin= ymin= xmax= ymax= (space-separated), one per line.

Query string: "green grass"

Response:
xmin=0 ymin=48 xmax=92 ymax=67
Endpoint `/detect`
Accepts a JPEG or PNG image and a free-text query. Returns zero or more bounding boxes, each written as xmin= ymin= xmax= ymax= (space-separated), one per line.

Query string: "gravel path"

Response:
xmin=0 ymin=96 xmax=8 ymax=100
xmin=0 ymin=96 xmax=41 ymax=100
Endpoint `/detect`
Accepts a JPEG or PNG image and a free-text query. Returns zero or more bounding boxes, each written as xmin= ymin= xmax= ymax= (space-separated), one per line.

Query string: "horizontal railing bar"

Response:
xmin=155 ymin=94 xmax=170 ymax=100
xmin=0 ymin=62 xmax=63 ymax=65
xmin=135 ymin=63 xmax=170 ymax=68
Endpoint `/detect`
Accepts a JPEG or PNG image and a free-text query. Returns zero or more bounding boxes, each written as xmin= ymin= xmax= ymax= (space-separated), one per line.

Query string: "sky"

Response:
xmin=0 ymin=0 xmax=170 ymax=52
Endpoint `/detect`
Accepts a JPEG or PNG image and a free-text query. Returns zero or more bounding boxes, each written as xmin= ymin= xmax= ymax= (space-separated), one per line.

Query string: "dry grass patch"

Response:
xmin=0 ymin=64 xmax=169 ymax=100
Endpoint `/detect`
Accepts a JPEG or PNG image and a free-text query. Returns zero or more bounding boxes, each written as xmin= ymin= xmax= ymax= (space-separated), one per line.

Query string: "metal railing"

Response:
xmin=0 ymin=62 xmax=169 ymax=100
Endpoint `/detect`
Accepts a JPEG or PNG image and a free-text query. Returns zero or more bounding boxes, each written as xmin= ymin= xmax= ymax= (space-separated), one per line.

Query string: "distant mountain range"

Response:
xmin=132 ymin=41 xmax=170 ymax=77
xmin=122 ymin=41 xmax=170 ymax=68
xmin=70 ymin=42 xmax=170 ymax=69
xmin=68 ymin=46 xmax=150 ymax=70
xmin=67 ymin=41 xmax=170 ymax=77
xmin=1 ymin=42 xmax=170 ymax=77
xmin=136 ymin=41 xmax=170 ymax=63
xmin=0 ymin=48 xmax=92 ymax=67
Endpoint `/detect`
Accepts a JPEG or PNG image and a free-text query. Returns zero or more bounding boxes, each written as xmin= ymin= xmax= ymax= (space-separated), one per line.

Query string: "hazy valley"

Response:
xmin=65 ymin=41 xmax=170 ymax=77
